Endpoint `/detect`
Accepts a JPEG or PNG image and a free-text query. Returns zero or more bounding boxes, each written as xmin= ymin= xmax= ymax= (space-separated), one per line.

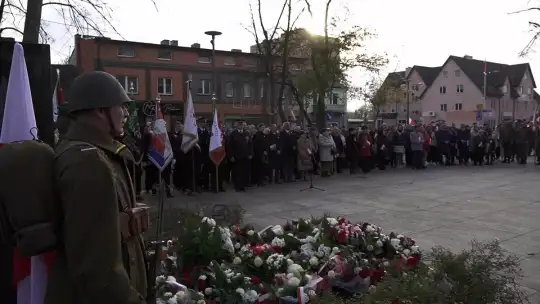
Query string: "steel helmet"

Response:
xmin=67 ymin=71 xmax=131 ymax=113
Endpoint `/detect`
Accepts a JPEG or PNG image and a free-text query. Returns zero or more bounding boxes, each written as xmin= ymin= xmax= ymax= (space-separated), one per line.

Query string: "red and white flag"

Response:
xmin=483 ymin=60 xmax=487 ymax=75
xmin=209 ymin=109 xmax=226 ymax=165
xmin=52 ymin=69 xmax=64 ymax=122
xmin=408 ymin=117 xmax=414 ymax=126
xmin=1 ymin=43 xmax=54 ymax=304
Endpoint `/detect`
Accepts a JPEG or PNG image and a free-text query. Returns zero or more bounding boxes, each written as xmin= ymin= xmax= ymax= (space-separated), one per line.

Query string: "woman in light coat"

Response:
xmin=297 ymin=132 xmax=314 ymax=180
xmin=318 ymin=128 xmax=336 ymax=177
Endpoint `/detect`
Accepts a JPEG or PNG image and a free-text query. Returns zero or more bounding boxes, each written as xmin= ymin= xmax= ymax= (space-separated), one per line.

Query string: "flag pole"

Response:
xmin=212 ymin=94 xmax=219 ymax=193
xmin=187 ymin=80 xmax=197 ymax=194
xmin=154 ymin=94 xmax=166 ymax=240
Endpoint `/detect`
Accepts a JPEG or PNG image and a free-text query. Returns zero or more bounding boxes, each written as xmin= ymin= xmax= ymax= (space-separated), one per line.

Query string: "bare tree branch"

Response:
xmin=0 ymin=25 xmax=22 ymax=34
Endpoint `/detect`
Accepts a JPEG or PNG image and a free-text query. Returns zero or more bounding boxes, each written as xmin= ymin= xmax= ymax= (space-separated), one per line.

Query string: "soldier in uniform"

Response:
xmin=228 ymin=120 xmax=253 ymax=191
xmin=267 ymin=124 xmax=282 ymax=183
xmin=46 ymin=71 xmax=148 ymax=304
xmin=252 ymin=124 xmax=269 ymax=186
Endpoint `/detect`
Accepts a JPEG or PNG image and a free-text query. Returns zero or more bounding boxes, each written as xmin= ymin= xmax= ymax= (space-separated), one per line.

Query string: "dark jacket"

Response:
xmin=46 ymin=119 xmax=147 ymax=304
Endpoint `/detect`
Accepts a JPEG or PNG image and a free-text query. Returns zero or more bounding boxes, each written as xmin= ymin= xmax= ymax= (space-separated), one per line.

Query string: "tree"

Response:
xmin=291 ymin=0 xmax=388 ymax=128
xmin=509 ymin=3 xmax=540 ymax=56
xmin=0 ymin=0 xmax=157 ymax=43
xmin=362 ymin=74 xmax=399 ymax=123
xmin=353 ymin=103 xmax=372 ymax=122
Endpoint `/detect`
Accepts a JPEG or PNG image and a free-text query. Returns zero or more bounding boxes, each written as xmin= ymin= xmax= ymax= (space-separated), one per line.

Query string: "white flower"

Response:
xmin=383 ymin=261 xmax=390 ymax=267
xmin=271 ymin=225 xmax=284 ymax=236
xmin=166 ymin=276 xmax=176 ymax=282
xmin=233 ymin=257 xmax=242 ymax=265
xmin=201 ymin=217 xmax=216 ymax=227
xmin=286 ymin=259 xmax=294 ymax=266
xmin=175 ymin=291 xmax=186 ymax=300
xmin=305 ymin=236 xmax=315 ymax=243
xmin=403 ymin=249 xmax=411 ymax=256
xmin=354 ymin=267 xmax=361 ymax=274
xmin=271 ymin=237 xmax=286 ymax=248
xmin=290 ymin=250 xmax=299 ymax=258
xmin=305 ymin=274 xmax=312 ymax=282
xmin=236 ymin=287 xmax=245 ymax=295
xmin=235 ymin=242 xmax=241 ymax=249
xmin=164 ymin=292 xmax=173 ymax=298
xmin=332 ymin=247 xmax=339 ymax=254
xmin=397 ymin=234 xmax=404 ymax=239
xmin=309 ymin=256 xmax=319 ymax=266
xmin=204 ymin=287 xmax=213 ymax=295
xmin=254 ymin=256 xmax=263 ymax=267
xmin=411 ymin=245 xmax=419 ymax=253
xmin=369 ymin=285 xmax=377 ymax=292
xmin=156 ymin=275 xmax=166 ymax=283
xmin=312 ymin=228 xmax=320 ymax=234
xmin=327 ymin=270 xmax=336 ymax=279
xmin=198 ymin=275 xmax=207 ymax=281
xmin=390 ymin=238 xmax=400 ymax=247
xmin=196 ymin=300 xmax=205 ymax=304
xmin=308 ymin=289 xmax=317 ymax=297
xmin=242 ymin=290 xmax=259 ymax=302
xmin=287 ymin=276 xmax=301 ymax=287
xmin=367 ymin=245 xmax=374 ymax=251
xmin=166 ymin=296 xmax=178 ymax=304
xmin=366 ymin=225 xmax=375 ymax=232
xmin=376 ymin=240 xmax=383 ymax=248
xmin=287 ymin=263 xmax=305 ymax=277
xmin=247 ymin=230 xmax=255 ymax=236
xmin=286 ymin=273 xmax=294 ymax=279
xmin=276 ymin=288 xmax=284 ymax=297
xmin=326 ymin=217 xmax=338 ymax=226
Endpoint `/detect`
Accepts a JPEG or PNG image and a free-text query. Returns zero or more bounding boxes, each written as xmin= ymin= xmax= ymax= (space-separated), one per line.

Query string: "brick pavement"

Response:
xmin=149 ymin=162 xmax=540 ymax=300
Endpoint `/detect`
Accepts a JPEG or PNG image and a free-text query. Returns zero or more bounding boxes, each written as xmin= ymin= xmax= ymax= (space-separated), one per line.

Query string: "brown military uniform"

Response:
xmin=45 ymin=119 xmax=147 ymax=304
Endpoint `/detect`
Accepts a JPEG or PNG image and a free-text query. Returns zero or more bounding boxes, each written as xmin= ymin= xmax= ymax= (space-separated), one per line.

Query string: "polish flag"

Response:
xmin=408 ymin=117 xmax=415 ymax=126
xmin=483 ymin=60 xmax=487 ymax=75
xmin=52 ymin=69 xmax=64 ymax=122
xmin=1 ymin=43 xmax=55 ymax=304
xmin=209 ymin=109 xmax=226 ymax=165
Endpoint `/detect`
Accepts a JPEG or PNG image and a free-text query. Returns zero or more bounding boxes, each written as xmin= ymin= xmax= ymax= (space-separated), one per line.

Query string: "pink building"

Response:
xmin=378 ymin=55 xmax=539 ymax=126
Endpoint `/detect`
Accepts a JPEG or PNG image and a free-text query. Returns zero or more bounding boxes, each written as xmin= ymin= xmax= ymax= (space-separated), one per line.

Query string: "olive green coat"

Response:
xmin=45 ymin=119 xmax=147 ymax=304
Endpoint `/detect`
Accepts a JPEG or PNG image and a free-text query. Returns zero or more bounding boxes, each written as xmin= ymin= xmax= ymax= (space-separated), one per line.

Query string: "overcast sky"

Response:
xmin=3 ymin=0 xmax=540 ymax=111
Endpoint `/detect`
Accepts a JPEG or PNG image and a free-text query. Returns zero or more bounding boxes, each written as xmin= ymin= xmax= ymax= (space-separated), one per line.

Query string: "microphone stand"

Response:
xmin=300 ymin=153 xmax=325 ymax=192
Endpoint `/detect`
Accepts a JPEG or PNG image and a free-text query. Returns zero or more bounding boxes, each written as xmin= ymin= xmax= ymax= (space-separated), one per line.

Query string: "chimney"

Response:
xmin=160 ymin=39 xmax=170 ymax=45
xmin=191 ymin=43 xmax=201 ymax=48
xmin=170 ymin=40 xmax=178 ymax=46
xmin=464 ymin=55 xmax=473 ymax=59
xmin=231 ymin=49 xmax=242 ymax=52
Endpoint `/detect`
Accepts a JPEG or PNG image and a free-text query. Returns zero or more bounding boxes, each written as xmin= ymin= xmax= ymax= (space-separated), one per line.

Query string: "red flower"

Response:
xmin=252 ymin=246 xmax=263 ymax=256
xmin=338 ymin=217 xmax=347 ymax=225
xmin=336 ymin=230 xmax=347 ymax=243
xmin=197 ymin=278 xmax=206 ymax=290
xmin=250 ymin=275 xmax=261 ymax=285
xmin=358 ymin=268 xmax=372 ymax=278
xmin=272 ymin=246 xmax=282 ymax=253
xmin=371 ymin=268 xmax=385 ymax=283
xmin=406 ymin=256 xmax=419 ymax=267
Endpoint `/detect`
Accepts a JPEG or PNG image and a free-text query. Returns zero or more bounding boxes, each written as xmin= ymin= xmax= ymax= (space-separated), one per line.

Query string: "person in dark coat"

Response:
xmin=280 ymin=122 xmax=297 ymax=182
xmin=267 ymin=124 xmax=282 ymax=183
xmin=228 ymin=120 xmax=253 ymax=191
xmin=252 ymin=124 xmax=269 ymax=186
xmin=197 ymin=118 xmax=211 ymax=190
xmin=345 ymin=128 xmax=359 ymax=173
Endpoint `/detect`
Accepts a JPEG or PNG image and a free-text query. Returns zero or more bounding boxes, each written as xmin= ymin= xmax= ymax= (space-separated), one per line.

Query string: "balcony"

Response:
xmin=303 ymin=103 xmax=346 ymax=113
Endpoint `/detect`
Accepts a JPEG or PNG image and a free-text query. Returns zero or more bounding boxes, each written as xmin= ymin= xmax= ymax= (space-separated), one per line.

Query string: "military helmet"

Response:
xmin=67 ymin=71 xmax=131 ymax=113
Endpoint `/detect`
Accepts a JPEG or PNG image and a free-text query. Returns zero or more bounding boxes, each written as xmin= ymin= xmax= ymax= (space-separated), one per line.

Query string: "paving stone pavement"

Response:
xmin=151 ymin=162 xmax=540 ymax=299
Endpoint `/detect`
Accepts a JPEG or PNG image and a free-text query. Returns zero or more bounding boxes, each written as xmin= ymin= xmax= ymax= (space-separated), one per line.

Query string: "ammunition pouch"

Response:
xmin=119 ymin=206 xmax=150 ymax=238
xmin=0 ymin=141 xmax=59 ymax=257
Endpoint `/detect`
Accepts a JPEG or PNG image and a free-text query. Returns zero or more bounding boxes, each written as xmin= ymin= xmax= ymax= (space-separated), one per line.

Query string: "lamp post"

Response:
xmin=205 ymin=30 xmax=222 ymax=113
xmin=403 ymin=79 xmax=423 ymax=124
xmin=482 ymin=70 xmax=499 ymax=125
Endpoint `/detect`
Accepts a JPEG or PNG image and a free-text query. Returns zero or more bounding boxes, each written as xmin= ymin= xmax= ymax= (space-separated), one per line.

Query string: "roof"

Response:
xmin=411 ymin=65 xmax=439 ymax=87
xmin=444 ymin=55 xmax=535 ymax=98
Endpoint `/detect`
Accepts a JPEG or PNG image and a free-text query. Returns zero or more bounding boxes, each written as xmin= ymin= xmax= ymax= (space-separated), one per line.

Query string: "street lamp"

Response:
xmin=483 ymin=70 xmax=499 ymax=125
xmin=205 ymin=30 xmax=222 ymax=113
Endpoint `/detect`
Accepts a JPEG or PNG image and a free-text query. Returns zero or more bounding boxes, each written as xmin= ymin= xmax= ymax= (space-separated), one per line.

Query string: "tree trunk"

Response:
xmin=316 ymin=92 xmax=326 ymax=129
xmin=23 ymin=0 xmax=44 ymax=43
xmin=0 ymin=0 xmax=7 ymax=24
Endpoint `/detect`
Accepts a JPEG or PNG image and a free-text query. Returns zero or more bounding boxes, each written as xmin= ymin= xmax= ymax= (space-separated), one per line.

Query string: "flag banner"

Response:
xmin=181 ymin=85 xmax=198 ymax=153
xmin=209 ymin=109 xmax=225 ymax=165
xmin=483 ymin=60 xmax=487 ymax=75
xmin=52 ymin=69 xmax=64 ymax=123
xmin=1 ymin=42 xmax=51 ymax=304
xmin=148 ymin=101 xmax=173 ymax=171
xmin=408 ymin=117 xmax=414 ymax=126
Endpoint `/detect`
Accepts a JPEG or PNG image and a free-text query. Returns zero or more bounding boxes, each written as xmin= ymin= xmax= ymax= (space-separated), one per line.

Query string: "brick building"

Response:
xmin=68 ymin=35 xmax=278 ymax=127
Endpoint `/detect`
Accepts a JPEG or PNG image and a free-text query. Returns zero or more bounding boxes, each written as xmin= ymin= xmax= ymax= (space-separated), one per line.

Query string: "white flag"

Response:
xmin=181 ymin=87 xmax=198 ymax=153
xmin=209 ymin=110 xmax=222 ymax=152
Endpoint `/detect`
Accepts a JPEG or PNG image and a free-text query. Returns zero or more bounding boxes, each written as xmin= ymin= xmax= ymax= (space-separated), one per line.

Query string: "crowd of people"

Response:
xmin=131 ymin=117 xmax=540 ymax=199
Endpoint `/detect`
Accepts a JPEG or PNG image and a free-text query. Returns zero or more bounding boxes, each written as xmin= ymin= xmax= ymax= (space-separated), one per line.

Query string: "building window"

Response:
xmin=224 ymin=57 xmax=236 ymax=66
xmin=157 ymin=78 xmax=172 ymax=95
xmin=454 ymin=103 xmax=463 ymax=111
xmin=518 ymin=86 xmax=523 ymax=95
xmin=501 ymin=85 xmax=508 ymax=93
xmin=440 ymin=86 xmax=446 ymax=94
xmin=442 ymin=71 xmax=448 ymax=78
xmin=454 ymin=69 xmax=461 ymax=77
xmin=260 ymin=85 xmax=264 ymax=98
xmin=116 ymin=76 xmax=139 ymax=94
xmin=243 ymin=83 xmax=252 ymax=97
xmin=332 ymin=93 xmax=339 ymax=105
xmin=403 ymin=92 xmax=407 ymax=98
xmin=225 ymin=82 xmax=234 ymax=97
xmin=411 ymin=84 xmax=418 ymax=91
xmin=456 ymin=84 xmax=464 ymax=93
xmin=117 ymin=46 xmax=135 ymax=57
xmin=524 ymin=73 xmax=528 ymax=80
xmin=440 ymin=104 xmax=447 ymax=112
xmin=157 ymin=50 xmax=172 ymax=60
xmin=198 ymin=79 xmax=211 ymax=95
xmin=391 ymin=108 xmax=395 ymax=113
xmin=398 ymin=119 xmax=407 ymax=124
xmin=198 ymin=56 xmax=211 ymax=64
xmin=527 ymin=87 xmax=532 ymax=95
